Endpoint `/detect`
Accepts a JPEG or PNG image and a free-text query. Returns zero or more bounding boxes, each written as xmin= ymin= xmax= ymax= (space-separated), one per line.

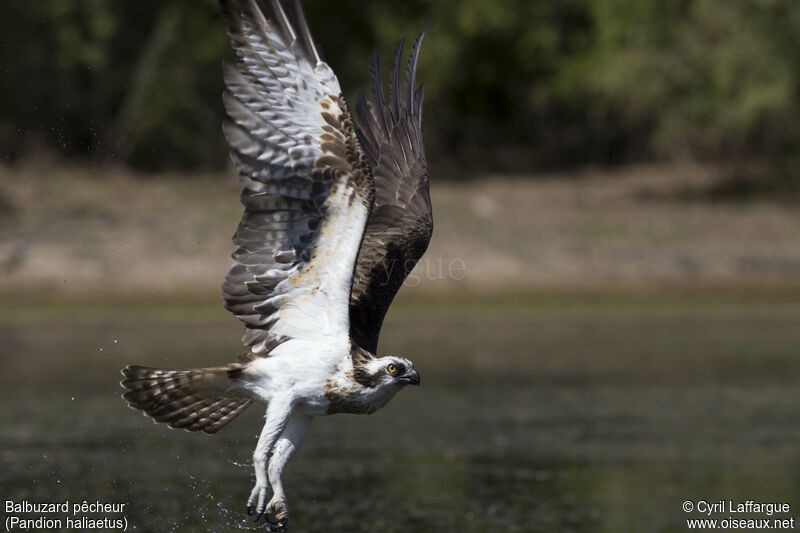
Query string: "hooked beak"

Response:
xmin=398 ymin=368 xmax=420 ymax=386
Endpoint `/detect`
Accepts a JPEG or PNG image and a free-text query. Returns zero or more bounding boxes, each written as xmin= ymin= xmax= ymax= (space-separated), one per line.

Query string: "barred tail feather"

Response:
xmin=120 ymin=365 xmax=253 ymax=434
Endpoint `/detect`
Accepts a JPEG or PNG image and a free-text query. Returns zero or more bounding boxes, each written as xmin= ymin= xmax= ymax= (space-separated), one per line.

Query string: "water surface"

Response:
xmin=2 ymin=297 xmax=800 ymax=531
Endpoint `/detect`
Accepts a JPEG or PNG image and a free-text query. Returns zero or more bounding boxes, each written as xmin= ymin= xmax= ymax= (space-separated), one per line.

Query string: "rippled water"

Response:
xmin=2 ymin=297 xmax=800 ymax=532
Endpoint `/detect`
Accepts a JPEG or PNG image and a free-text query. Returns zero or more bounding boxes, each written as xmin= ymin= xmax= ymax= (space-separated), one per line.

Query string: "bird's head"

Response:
xmin=355 ymin=356 xmax=420 ymax=388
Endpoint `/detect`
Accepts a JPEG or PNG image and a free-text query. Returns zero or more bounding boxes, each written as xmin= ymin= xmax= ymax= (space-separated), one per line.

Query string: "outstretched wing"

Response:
xmin=350 ymin=32 xmax=433 ymax=353
xmin=220 ymin=0 xmax=373 ymax=355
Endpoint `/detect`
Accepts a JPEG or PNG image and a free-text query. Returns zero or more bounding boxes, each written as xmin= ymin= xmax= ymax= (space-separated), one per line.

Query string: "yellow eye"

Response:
xmin=387 ymin=364 xmax=397 ymax=374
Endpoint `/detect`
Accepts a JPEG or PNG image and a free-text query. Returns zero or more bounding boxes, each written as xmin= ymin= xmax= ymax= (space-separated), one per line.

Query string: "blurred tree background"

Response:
xmin=2 ymin=0 xmax=799 ymax=186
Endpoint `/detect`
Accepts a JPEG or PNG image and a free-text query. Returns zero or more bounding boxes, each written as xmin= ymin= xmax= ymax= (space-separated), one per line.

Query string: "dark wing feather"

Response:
xmin=220 ymin=0 xmax=373 ymax=355
xmin=351 ymin=30 xmax=432 ymax=353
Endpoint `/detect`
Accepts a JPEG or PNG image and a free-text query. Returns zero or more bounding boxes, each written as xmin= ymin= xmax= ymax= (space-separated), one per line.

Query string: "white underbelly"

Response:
xmin=242 ymin=337 xmax=348 ymax=407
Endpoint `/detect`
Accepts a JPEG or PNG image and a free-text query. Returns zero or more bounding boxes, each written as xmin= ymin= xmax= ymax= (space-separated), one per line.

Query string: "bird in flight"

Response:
xmin=120 ymin=0 xmax=431 ymax=529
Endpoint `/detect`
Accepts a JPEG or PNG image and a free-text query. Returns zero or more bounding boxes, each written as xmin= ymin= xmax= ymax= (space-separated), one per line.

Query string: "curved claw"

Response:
xmin=267 ymin=517 xmax=288 ymax=532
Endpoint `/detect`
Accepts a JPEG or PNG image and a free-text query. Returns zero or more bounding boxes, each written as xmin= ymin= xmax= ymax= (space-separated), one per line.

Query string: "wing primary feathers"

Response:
xmin=405 ymin=27 xmax=428 ymax=117
xmin=267 ymin=0 xmax=297 ymax=44
xmin=292 ymin=0 xmax=320 ymax=65
xmin=368 ymin=52 xmax=391 ymax=136
xmin=389 ymin=37 xmax=406 ymax=121
xmin=415 ymin=83 xmax=424 ymax=134
xmin=244 ymin=0 xmax=271 ymax=34
xmin=355 ymin=92 xmax=378 ymax=162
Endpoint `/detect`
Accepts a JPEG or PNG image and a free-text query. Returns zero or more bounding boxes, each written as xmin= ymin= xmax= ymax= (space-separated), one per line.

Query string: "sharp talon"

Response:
xmin=267 ymin=518 xmax=287 ymax=532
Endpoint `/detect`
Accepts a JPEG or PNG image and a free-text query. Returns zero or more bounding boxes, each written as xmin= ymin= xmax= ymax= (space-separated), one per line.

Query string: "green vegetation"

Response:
xmin=2 ymin=0 xmax=799 ymax=186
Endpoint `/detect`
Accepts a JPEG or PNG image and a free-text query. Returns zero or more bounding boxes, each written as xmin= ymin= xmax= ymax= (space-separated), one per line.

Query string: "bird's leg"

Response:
xmin=247 ymin=396 xmax=294 ymax=522
xmin=265 ymin=410 xmax=312 ymax=532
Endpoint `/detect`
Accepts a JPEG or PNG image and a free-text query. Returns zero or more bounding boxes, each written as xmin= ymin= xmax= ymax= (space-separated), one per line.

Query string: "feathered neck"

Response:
xmin=350 ymin=344 xmax=380 ymax=387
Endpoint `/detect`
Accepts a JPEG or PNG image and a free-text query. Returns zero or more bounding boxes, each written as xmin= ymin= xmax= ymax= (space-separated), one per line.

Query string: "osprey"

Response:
xmin=120 ymin=0 xmax=431 ymax=530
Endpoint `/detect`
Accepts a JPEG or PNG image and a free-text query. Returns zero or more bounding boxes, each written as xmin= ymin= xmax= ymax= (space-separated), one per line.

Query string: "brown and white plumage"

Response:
xmin=120 ymin=1 xmax=430 ymax=530
xmin=121 ymin=364 xmax=253 ymax=433
xmin=219 ymin=0 xmax=373 ymax=356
